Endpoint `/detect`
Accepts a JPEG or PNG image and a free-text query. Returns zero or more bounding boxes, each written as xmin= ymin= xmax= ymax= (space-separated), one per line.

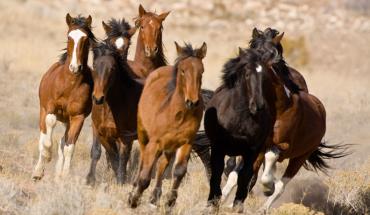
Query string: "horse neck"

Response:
xmin=133 ymin=31 xmax=166 ymax=75
xmin=268 ymin=69 xmax=291 ymax=115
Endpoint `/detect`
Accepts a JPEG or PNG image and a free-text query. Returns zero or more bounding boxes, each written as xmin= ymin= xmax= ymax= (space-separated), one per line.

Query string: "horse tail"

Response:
xmin=201 ymin=89 xmax=214 ymax=107
xmin=192 ymin=130 xmax=212 ymax=178
xmin=303 ymin=141 xmax=351 ymax=174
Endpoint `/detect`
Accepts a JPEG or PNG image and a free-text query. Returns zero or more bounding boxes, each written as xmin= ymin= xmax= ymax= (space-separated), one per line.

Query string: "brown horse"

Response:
xmin=128 ymin=42 xmax=207 ymax=209
xmin=128 ymin=4 xmax=170 ymax=79
xmin=255 ymin=34 xmax=348 ymax=212
xmin=86 ymin=19 xmax=140 ymax=185
xmin=32 ymin=14 xmax=96 ymax=180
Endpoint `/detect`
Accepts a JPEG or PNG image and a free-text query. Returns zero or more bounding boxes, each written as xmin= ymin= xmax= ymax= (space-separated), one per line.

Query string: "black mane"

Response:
xmin=167 ymin=43 xmax=199 ymax=93
xmin=59 ymin=15 xmax=97 ymax=64
xmin=221 ymin=49 xmax=260 ymax=88
xmin=249 ymin=27 xmax=300 ymax=93
xmin=105 ymin=18 xmax=132 ymax=39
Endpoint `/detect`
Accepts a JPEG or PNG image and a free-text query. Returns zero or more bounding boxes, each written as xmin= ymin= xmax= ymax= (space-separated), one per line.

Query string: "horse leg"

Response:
xmin=86 ymin=132 xmax=102 ymax=186
xmin=261 ymin=146 xmax=281 ymax=196
xmin=128 ymin=141 xmax=160 ymax=208
xmin=262 ymin=154 xmax=308 ymax=212
xmin=55 ymin=123 xmax=68 ymax=179
xmin=249 ymin=151 xmax=265 ymax=193
xmin=207 ymin=145 xmax=225 ymax=208
xmin=61 ymin=115 xmax=84 ymax=177
xmin=32 ymin=113 xmax=57 ymax=180
xmin=149 ymin=151 xmax=174 ymax=207
xmin=232 ymin=153 xmax=256 ymax=213
xmin=116 ymin=137 xmax=132 ymax=185
xmin=222 ymin=156 xmax=243 ymax=203
xmin=166 ymin=143 xmax=192 ymax=208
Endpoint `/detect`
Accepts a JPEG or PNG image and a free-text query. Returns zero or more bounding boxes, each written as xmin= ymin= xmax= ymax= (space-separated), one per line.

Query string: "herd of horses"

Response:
xmin=31 ymin=4 xmax=348 ymax=213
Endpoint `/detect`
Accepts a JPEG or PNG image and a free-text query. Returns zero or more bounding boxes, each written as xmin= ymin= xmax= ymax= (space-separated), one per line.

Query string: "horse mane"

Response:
xmin=59 ymin=15 xmax=98 ymax=64
xmin=105 ymin=18 xmax=132 ymax=39
xmin=221 ymin=48 xmax=260 ymax=88
xmin=249 ymin=27 xmax=300 ymax=92
xmin=134 ymin=13 xmax=168 ymax=67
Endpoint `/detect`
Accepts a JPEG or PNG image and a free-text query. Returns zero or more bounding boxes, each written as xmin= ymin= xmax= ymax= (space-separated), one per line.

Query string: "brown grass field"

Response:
xmin=0 ymin=0 xmax=369 ymax=214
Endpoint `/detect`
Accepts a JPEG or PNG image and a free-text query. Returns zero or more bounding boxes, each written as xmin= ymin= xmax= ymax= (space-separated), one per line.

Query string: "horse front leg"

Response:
xmin=128 ymin=141 xmax=160 ymax=208
xmin=86 ymin=129 xmax=102 ymax=186
xmin=207 ymin=145 xmax=225 ymax=209
xmin=60 ymin=114 xmax=85 ymax=177
xmin=116 ymin=136 xmax=133 ymax=185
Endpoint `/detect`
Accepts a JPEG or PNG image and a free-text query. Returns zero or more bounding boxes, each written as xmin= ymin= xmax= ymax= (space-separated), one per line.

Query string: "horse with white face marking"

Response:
xmin=32 ymin=14 xmax=96 ymax=181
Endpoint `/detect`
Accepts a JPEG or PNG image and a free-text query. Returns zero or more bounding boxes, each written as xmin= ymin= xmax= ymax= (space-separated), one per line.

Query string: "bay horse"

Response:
xmin=128 ymin=4 xmax=169 ymax=79
xmin=86 ymin=18 xmax=140 ymax=185
xmin=128 ymin=42 xmax=207 ymax=209
xmin=253 ymin=35 xmax=348 ymax=213
xmin=203 ymin=47 xmax=274 ymax=212
xmin=32 ymin=14 xmax=96 ymax=181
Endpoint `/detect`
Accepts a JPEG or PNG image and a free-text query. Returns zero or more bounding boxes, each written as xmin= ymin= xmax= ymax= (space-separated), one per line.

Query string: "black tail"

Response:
xmin=192 ymin=130 xmax=212 ymax=178
xmin=303 ymin=141 xmax=352 ymax=174
xmin=201 ymin=89 xmax=214 ymax=107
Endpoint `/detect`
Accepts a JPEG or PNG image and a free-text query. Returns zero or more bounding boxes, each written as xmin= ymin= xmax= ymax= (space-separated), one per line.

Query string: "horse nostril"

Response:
xmin=154 ymin=46 xmax=159 ymax=53
xmin=93 ymin=96 xmax=105 ymax=105
xmin=78 ymin=65 xmax=83 ymax=71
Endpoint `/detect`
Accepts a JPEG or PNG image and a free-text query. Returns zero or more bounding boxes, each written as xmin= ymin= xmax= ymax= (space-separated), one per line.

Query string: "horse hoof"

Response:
xmin=233 ymin=201 xmax=244 ymax=213
xmin=262 ymin=183 xmax=275 ymax=196
xmin=86 ymin=176 xmax=96 ymax=186
xmin=31 ymin=169 xmax=44 ymax=181
xmin=128 ymin=193 xmax=139 ymax=208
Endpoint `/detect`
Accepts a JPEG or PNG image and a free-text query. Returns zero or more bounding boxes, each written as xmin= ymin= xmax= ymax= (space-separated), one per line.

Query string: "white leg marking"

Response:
xmin=263 ymin=177 xmax=291 ymax=211
xmin=222 ymin=171 xmax=238 ymax=202
xmin=261 ymin=148 xmax=280 ymax=186
xmin=33 ymin=132 xmax=47 ymax=176
xmin=68 ymin=29 xmax=86 ymax=73
xmin=55 ymin=136 xmax=65 ymax=177
xmin=115 ymin=37 xmax=124 ymax=49
xmin=62 ymin=143 xmax=75 ymax=176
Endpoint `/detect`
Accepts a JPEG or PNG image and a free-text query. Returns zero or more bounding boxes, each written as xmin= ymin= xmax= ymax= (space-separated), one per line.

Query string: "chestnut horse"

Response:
xmin=32 ymin=14 xmax=96 ymax=181
xmin=128 ymin=42 xmax=207 ymax=209
xmin=128 ymin=4 xmax=169 ymax=79
xmin=86 ymin=19 xmax=140 ymax=185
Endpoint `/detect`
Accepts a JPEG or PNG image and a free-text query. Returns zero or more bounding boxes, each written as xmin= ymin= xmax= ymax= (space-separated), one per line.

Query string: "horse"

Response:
xmin=203 ymin=47 xmax=275 ymax=212
xmin=221 ymin=27 xmax=311 ymax=200
xmin=128 ymin=4 xmax=169 ymax=79
xmin=86 ymin=18 xmax=141 ymax=186
xmin=252 ymin=35 xmax=348 ymax=213
xmin=32 ymin=14 xmax=96 ymax=181
xmin=128 ymin=42 xmax=207 ymax=209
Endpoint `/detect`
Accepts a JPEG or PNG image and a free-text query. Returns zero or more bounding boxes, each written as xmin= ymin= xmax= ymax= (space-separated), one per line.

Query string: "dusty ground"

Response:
xmin=0 ymin=0 xmax=369 ymax=214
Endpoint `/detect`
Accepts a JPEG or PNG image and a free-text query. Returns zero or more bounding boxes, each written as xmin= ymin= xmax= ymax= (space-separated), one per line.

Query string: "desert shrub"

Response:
xmin=271 ymin=203 xmax=324 ymax=215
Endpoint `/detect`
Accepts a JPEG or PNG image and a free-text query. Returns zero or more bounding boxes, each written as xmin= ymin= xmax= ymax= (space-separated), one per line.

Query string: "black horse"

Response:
xmin=204 ymin=48 xmax=276 ymax=212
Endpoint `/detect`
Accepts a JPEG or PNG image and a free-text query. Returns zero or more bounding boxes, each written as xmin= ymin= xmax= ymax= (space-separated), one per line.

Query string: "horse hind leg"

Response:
xmin=262 ymin=154 xmax=308 ymax=213
xmin=32 ymin=113 xmax=57 ymax=181
xmin=261 ymin=146 xmax=281 ymax=196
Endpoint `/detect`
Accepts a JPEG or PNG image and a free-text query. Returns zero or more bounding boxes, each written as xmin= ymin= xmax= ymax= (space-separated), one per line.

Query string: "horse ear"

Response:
xmin=272 ymin=32 xmax=284 ymax=45
xmin=174 ymin=41 xmax=183 ymax=56
xmin=102 ymin=21 xmax=112 ymax=34
xmin=252 ymin=27 xmax=262 ymax=39
xmin=158 ymin=11 xmax=170 ymax=22
xmin=139 ymin=4 xmax=147 ymax=17
xmin=86 ymin=15 xmax=92 ymax=28
xmin=66 ymin=13 xmax=72 ymax=26
xmin=128 ymin=27 xmax=137 ymax=38
xmin=238 ymin=47 xmax=245 ymax=55
xmin=196 ymin=42 xmax=207 ymax=59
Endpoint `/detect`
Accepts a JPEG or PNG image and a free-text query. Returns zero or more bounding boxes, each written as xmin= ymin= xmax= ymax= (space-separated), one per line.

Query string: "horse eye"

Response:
xmin=141 ymin=26 xmax=144 ymax=29
xmin=181 ymin=70 xmax=185 ymax=76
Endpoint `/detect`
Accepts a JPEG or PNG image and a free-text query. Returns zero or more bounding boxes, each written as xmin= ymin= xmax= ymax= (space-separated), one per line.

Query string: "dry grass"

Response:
xmin=0 ymin=0 xmax=369 ymax=214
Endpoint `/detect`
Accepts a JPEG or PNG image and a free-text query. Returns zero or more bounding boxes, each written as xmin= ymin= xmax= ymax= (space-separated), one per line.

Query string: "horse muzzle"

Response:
xmin=93 ymin=95 xmax=105 ymax=105
xmin=185 ymin=99 xmax=199 ymax=110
